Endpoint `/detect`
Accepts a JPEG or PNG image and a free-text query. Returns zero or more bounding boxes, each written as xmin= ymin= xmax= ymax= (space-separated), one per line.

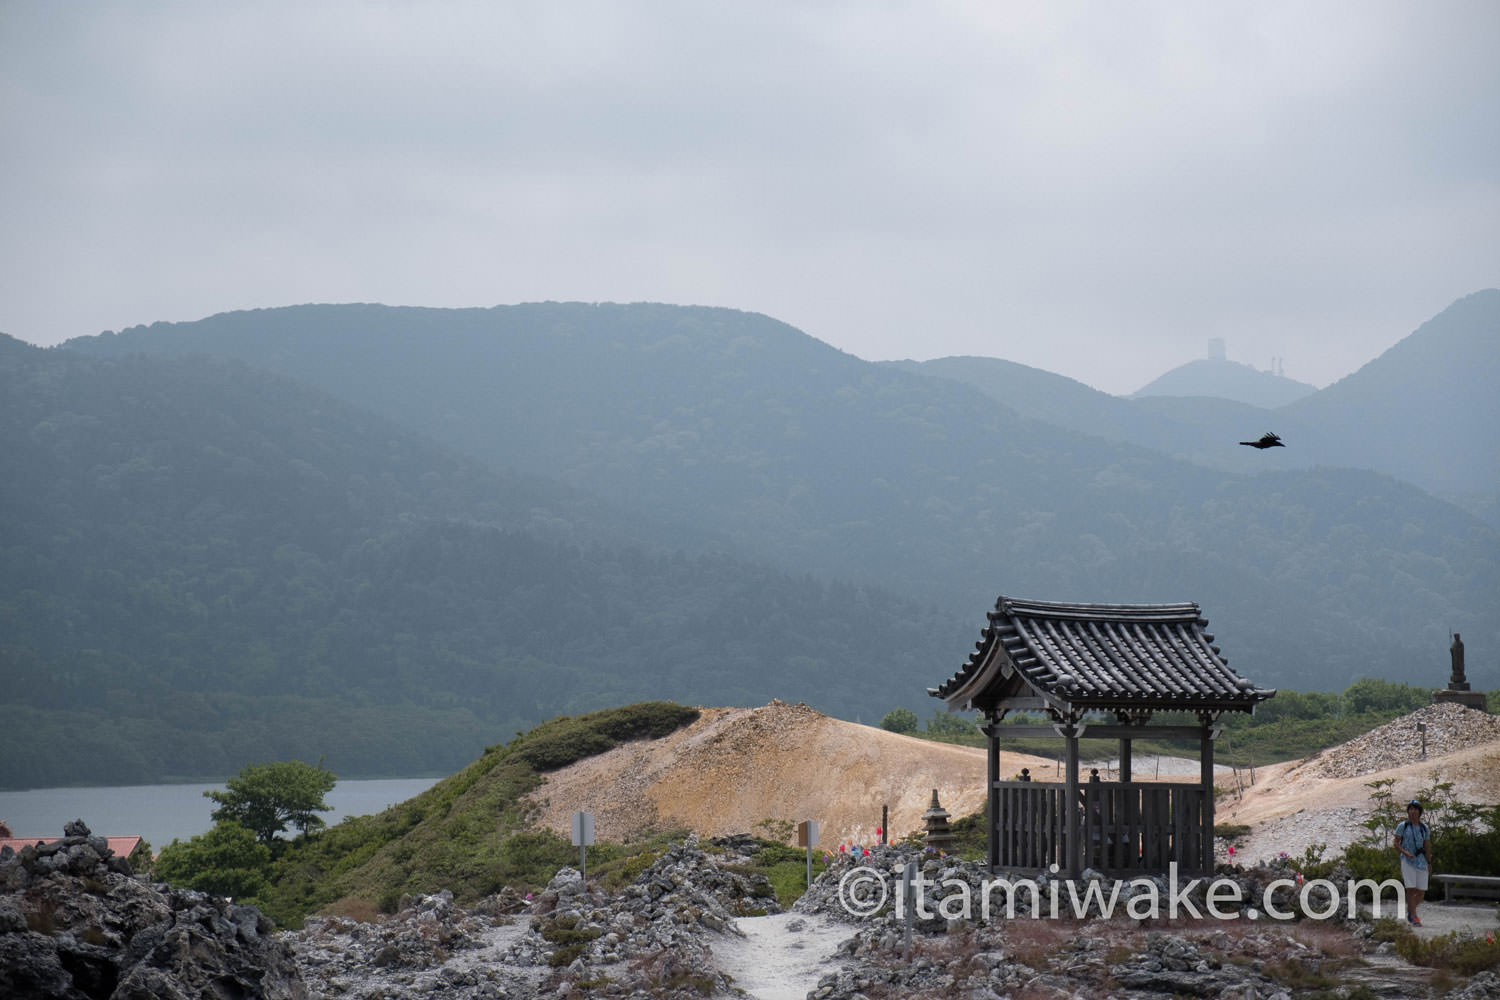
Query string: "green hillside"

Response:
xmin=0 ymin=338 xmax=961 ymax=787
xmin=154 ymin=702 xmax=708 ymax=927
xmin=885 ymin=356 xmax=1314 ymax=476
xmin=64 ymin=303 xmax=1500 ymax=695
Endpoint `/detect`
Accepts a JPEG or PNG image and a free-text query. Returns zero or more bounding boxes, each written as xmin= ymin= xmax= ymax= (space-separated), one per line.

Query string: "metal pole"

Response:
xmin=580 ymin=844 xmax=586 ymax=881
xmin=1065 ymin=724 xmax=1080 ymax=878
xmin=1200 ymin=722 xmax=1215 ymax=872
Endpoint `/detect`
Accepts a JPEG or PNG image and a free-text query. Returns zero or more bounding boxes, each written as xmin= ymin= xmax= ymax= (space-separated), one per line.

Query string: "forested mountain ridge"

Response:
xmin=1283 ymin=289 xmax=1500 ymax=498
xmin=1131 ymin=357 xmax=1317 ymax=407
xmin=889 ymin=290 xmax=1500 ymax=520
xmin=62 ymin=303 xmax=1500 ymax=698
xmin=0 ymin=336 xmax=962 ymax=787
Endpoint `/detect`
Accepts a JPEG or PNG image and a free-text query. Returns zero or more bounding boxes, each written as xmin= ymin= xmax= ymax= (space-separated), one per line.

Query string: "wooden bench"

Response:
xmin=1432 ymin=873 xmax=1500 ymax=902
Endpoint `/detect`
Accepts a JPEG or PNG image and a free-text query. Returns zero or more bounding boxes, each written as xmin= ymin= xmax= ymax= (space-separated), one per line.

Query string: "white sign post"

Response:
xmin=797 ymin=820 xmax=819 ymax=889
xmin=571 ymin=811 xmax=595 ymax=879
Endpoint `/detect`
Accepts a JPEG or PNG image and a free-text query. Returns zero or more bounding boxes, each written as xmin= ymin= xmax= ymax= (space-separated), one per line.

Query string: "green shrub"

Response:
xmin=154 ymin=822 xmax=272 ymax=900
xmin=881 ymin=708 xmax=919 ymax=733
xmin=1433 ymin=804 xmax=1500 ymax=877
xmin=927 ymin=710 xmax=980 ymax=739
xmin=1390 ymin=926 xmax=1500 ymax=976
xmin=760 ymin=858 xmax=818 ymax=908
xmin=752 ymin=818 xmax=795 ymax=844
xmin=509 ymin=702 xmax=700 ymax=772
xmin=493 ymin=829 xmax=576 ymax=884
xmin=1344 ymin=842 xmax=1399 ymax=883
xmin=538 ymin=913 xmax=602 ymax=966
xmin=1341 ymin=677 xmax=1430 ymax=716
xmin=948 ymin=809 xmax=987 ymax=860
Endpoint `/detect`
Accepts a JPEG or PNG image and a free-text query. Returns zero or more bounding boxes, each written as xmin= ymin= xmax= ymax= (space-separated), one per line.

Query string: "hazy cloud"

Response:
xmin=2 ymin=0 xmax=1496 ymax=393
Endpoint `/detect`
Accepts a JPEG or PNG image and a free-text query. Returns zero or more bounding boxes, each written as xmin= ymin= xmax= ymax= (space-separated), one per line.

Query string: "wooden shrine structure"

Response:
xmin=930 ymin=597 xmax=1274 ymax=876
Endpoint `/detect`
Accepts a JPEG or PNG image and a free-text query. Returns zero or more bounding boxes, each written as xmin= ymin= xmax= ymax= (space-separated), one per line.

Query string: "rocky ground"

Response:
xmin=1 ymin=820 xmax=306 ymax=999
xmin=1302 ymin=703 xmax=1500 ymax=781
xmin=7 ymin=824 xmax=1500 ymax=999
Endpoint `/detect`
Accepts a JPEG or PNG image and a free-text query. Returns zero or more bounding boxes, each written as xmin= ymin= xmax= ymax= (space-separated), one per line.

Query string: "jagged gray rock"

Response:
xmin=0 ymin=821 xmax=306 ymax=1000
xmin=285 ymin=834 xmax=782 ymax=1000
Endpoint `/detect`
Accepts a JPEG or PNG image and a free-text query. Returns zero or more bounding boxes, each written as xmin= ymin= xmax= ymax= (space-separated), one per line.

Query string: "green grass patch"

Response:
xmin=538 ymin=913 xmax=604 ymax=967
xmin=759 ymin=859 xmax=815 ymax=909
xmin=714 ymin=839 xmax=820 ymax=910
xmin=506 ymin=702 xmax=700 ymax=772
xmin=1374 ymin=919 xmax=1500 ymax=976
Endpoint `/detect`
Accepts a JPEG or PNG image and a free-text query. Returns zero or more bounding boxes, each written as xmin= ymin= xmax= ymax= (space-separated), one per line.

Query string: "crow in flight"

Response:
xmin=1240 ymin=432 xmax=1284 ymax=449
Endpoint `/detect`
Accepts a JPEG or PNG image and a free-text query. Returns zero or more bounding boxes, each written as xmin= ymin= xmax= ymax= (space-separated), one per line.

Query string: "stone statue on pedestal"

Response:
xmin=1434 ymin=632 xmax=1487 ymax=712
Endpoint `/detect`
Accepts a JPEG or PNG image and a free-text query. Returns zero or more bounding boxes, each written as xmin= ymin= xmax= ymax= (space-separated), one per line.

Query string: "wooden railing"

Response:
xmin=992 ymin=781 xmax=1210 ymax=873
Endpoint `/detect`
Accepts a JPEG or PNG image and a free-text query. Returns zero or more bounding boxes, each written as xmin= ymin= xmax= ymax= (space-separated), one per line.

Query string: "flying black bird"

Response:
xmin=1239 ymin=432 xmax=1284 ymax=449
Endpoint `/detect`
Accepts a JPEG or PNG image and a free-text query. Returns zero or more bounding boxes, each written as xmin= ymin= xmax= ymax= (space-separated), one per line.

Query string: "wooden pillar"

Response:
xmin=1199 ymin=720 xmax=1215 ymax=872
xmin=986 ymin=722 xmax=1000 ymax=870
xmin=1064 ymin=723 xmax=1080 ymax=878
xmin=1119 ymin=737 xmax=1132 ymax=783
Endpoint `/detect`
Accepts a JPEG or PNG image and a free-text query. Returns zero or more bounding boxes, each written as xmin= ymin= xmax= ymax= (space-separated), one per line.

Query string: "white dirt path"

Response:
xmin=713 ymin=912 xmax=850 ymax=1000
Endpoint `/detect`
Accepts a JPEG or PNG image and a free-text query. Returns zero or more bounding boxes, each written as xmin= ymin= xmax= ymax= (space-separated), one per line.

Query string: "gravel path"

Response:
xmin=1227 ymin=805 xmax=1366 ymax=867
xmin=1406 ymin=901 xmax=1500 ymax=940
xmin=713 ymin=912 xmax=849 ymax=1000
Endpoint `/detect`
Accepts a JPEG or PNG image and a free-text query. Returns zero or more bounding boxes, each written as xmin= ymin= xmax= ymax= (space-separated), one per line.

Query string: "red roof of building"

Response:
xmin=0 ymin=836 xmax=144 ymax=857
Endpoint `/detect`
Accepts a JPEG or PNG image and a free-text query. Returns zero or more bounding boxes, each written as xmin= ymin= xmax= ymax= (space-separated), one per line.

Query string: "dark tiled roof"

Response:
xmin=930 ymin=596 xmax=1273 ymax=713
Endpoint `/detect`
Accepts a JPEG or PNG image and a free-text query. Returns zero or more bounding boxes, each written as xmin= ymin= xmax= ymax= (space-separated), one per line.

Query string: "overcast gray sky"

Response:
xmin=2 ymin=1 xmax=1496 ymax=395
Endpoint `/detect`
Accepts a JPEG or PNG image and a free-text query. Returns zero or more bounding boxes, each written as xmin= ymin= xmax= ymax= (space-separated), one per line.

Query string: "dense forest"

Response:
xmin=4 ymin=293 xmax=1497 ymax=786
xmin=0 ymin=340 xmax=958 ymax=786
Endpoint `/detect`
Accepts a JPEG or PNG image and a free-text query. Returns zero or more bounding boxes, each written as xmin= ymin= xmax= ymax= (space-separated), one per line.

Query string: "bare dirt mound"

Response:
xmin=523 ymin=700 xmax=1053 ymax=846
xmin=1218 ymin=704 xmax=1500 ymax=865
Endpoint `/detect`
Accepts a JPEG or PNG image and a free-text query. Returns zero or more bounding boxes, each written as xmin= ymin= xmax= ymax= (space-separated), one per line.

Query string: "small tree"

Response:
xmin=205 ymin=760 xmax=336 ymax=845
xmin=880 ymin=708 xmax=919 ymax=734
xmin=927 ymin=710 xmax=980 ymax=738
xmin=1341 ymin=677 xmax=1427 ymax=716
xmin=154 ymin=822 xmax=272 ymax=899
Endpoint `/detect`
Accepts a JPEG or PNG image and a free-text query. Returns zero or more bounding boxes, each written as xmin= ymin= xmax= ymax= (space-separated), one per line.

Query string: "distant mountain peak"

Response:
xmin=1131 ymin=358 xmax=1318 ymax=408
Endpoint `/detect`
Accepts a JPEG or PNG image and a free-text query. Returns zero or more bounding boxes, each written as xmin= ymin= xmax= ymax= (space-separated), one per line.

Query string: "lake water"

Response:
xmin=0 ymin=777 xmax=438 ymax=850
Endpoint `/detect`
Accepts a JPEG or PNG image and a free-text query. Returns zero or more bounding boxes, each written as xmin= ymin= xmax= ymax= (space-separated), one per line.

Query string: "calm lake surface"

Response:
xmin=0 ymin=778 xmax=438 ymax=850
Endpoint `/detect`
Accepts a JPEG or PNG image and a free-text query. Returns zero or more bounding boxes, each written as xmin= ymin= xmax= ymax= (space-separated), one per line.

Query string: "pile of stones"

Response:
xmin=290 ymin=889 xmax=533 ymax=1000
xmin=283 ymin=833 xmax=782 ymax=1000
xmin=1 ymin=820 xmax=306 ymax=1000
xmin=1305 ymin=702 xmax=1500 ymax=779
xmin=498 ymin=834 xmax=780 ymax=996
